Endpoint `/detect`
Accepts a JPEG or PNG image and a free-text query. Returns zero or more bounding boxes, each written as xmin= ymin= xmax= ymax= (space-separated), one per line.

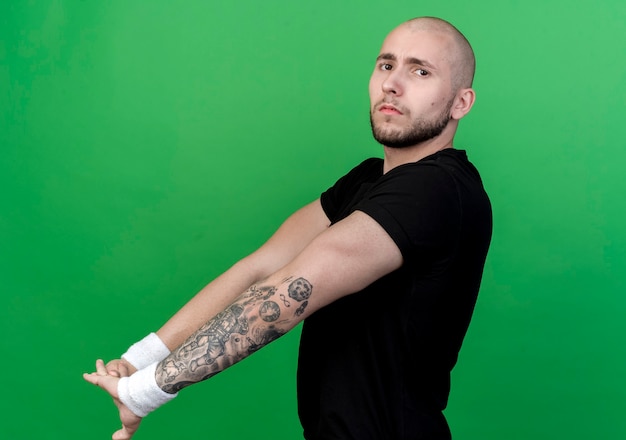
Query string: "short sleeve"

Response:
xmin=320 ymin=158 xmax=383 ymax=223
xmin=354 ymin=163 xmax=461 ymax=261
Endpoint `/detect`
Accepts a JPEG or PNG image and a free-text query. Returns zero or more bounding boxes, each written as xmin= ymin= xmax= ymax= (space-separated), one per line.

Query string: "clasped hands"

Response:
xmin=83 ymin=359 xmax=142 ymax=440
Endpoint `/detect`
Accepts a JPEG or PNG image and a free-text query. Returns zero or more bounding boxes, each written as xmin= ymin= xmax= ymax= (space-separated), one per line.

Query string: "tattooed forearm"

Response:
xmin=156 ymin=276 xmax=313 ymax=394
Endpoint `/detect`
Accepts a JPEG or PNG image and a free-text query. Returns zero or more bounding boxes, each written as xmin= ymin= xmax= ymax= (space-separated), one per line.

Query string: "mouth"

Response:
xmin=378 ymin=103 xmax=403 ymax=115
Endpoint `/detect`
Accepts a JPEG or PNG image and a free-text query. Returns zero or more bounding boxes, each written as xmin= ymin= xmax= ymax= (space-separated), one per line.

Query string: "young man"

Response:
xmin=85 ymin=17 xmax=492 ymax=440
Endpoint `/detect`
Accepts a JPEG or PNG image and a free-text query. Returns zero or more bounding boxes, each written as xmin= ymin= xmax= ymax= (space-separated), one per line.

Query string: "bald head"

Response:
xmin=402 ymin=17 xmax=475 ymax=91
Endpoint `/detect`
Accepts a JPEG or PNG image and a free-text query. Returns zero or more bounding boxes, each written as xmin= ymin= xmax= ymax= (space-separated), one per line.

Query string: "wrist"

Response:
xmin=122 ymin=333 xmax=170 ymax=370
xmin=117 ymin=362 xmax=177 ymax=417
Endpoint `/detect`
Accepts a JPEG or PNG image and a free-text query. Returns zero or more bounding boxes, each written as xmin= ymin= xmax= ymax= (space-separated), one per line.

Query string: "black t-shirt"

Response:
xmin=297 ymin=149 xmax=492 ymax=440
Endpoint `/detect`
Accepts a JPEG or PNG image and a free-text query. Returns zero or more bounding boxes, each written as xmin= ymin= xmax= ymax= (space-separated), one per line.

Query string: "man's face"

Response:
xmin=369 ymin=26 xmax=457 ymax=149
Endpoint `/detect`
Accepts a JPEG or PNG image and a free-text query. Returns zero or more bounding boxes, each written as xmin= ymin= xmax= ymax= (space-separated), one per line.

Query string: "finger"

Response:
xmin=96 ymin=359 xmax=109 ymax=376
xmin=83 ymin=372 xmax=101 ymax=386
xmin=112 ymin=426 xmax=133 ymax=440
xmin=106 ymin=360 xmax=120 ymax=377
xmin=83 ymin=372 xmax=120 ymax=397
xmin=118 ymin=362 xmax=130 ymax=378
xmin=83 ymin=371 xmax=108 ymax=388
xmin=112 ymin=429 xmax=129 ymax=440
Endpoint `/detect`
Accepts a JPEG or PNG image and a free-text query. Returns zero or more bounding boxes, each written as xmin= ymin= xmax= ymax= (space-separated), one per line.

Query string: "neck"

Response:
xmin=382 ymin=136 xmax=454 ymax=174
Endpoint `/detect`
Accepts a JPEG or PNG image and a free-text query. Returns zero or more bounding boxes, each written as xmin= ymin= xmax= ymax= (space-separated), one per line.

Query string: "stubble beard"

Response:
xmin=370 ymin=99 xmax=454 ymax=149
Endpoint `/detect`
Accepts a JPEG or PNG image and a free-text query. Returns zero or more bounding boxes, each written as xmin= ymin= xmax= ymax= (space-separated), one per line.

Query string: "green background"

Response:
xmin=2 ymin=0 xmax=624 ymax=438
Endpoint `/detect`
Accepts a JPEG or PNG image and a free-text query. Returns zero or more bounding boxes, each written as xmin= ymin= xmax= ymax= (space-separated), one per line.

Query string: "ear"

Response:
xmin=450 ymin=88 xmax=476 ymax=120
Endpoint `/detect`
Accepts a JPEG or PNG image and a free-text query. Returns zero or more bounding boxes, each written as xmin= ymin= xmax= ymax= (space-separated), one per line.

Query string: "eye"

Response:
xmin=379 ymin=63 xmax=393 ymax=71
xmin=415 ymin=69 xmax=429 ymax=77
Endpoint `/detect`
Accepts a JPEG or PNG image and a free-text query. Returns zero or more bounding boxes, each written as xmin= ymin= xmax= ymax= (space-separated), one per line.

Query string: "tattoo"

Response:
xmin=295 ymin=300 xmax=308 ymax=317
xmin=156 ymin=276 xmax=313 ymax=394
xmin=245 ymin=284 xmax=276 ymax=300
xmin=259 ymin=301 xmax=281 ymax=322
xmin=288 ymin=277 xmax=312 ymax=301
xmin=245 ymin=326 xmax=284 ymax=354
xmin=279 ymin=293 xmax=291 ymax=307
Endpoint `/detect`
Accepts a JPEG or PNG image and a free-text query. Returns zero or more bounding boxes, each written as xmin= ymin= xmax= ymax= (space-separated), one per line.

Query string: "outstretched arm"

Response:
xmin=155 ymin=199 xmax=331 ymax=351
xmin=158 ymin=209 xmax=402 ymax=395
xmin=107 ymin=199 xmax=330 ymax=375
xmin=85 ymin=210 xmax=403 ymax=438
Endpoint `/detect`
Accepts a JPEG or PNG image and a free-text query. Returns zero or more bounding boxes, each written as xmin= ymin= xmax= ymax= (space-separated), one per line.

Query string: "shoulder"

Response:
xmin=341 ymin=157 xmax=383 ymax=182
xmin=321 ymin=158 xmax=383 ymax=219
xmin=394 ymin=148 xmax=476 ymax=176
xmin=354 ymin=150 xmax=489 ymax=256
xmin=409 ymin=149 xmax=484 ymax=185
xmin=379 ymin=149 xmax=486 ymax=196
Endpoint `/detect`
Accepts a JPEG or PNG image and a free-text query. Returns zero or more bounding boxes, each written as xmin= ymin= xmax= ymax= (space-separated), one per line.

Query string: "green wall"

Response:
xmin=2 ymin=1 xmax=624 ymax=438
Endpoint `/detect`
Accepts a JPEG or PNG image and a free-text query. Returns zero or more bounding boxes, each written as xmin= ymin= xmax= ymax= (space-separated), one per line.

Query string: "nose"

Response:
xmin=381 ymin=70 xmax=403 ymax=96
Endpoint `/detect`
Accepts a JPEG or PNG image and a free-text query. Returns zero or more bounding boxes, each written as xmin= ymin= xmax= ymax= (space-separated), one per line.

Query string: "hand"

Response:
xmin=106 ymin=358 xmax=137 ymax=378
xmin=83 ymin=359 xmax=143 ymax=440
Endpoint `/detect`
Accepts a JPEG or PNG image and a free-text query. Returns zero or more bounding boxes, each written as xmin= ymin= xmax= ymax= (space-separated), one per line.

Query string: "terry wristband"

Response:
xmin=118 ymin=362 xmax=177 ymax=417
xmin=121 ymin=333 xmax=170 ymax=370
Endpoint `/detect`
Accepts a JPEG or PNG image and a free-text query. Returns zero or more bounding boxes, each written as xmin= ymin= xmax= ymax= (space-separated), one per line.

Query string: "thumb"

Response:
xmin=112 ymin=427 xmax=133 ymax=440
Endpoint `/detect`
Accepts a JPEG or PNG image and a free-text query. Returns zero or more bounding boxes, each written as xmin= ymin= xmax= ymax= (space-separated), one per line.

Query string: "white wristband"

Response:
xmin=121 ymin=333 xmax=170 ymax=370
xmin=118 ymin=362 xmax=177 ymax=417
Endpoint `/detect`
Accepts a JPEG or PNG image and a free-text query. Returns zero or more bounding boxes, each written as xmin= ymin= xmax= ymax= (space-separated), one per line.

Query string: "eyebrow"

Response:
xmin=376 ymin=52 xmax=437 ymax=70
